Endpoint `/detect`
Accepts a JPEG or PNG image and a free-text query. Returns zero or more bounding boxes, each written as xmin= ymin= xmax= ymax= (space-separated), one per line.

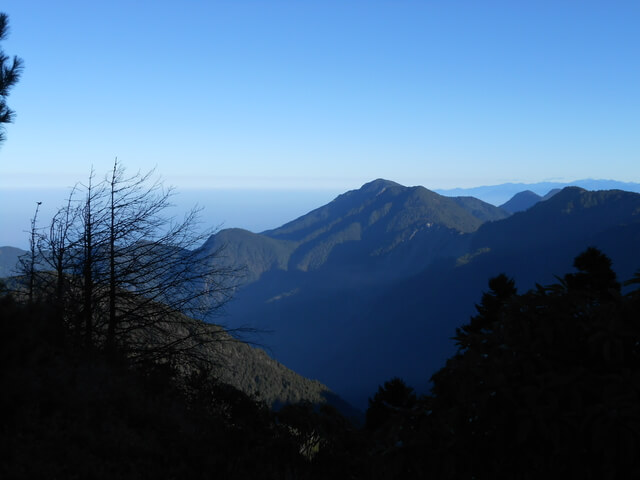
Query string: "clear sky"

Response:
xmin=0 ymin=1 xmax=639 ymax=192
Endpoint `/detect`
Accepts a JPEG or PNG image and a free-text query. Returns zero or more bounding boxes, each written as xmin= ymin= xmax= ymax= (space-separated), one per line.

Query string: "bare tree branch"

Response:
xmin=29 ymin=160 xmax=246 ymax=367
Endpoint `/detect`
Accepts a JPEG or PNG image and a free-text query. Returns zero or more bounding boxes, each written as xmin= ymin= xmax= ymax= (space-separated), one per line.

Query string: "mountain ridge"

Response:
xmin=4 ymin=179 xmax=640 ymax=409
xmin=436 ymin=178 xmax=640 ymax=205
xmin=220 ymin=183 xmax=640 ymax=407
xmin=209 ymin=179 xmax=509 ymax=285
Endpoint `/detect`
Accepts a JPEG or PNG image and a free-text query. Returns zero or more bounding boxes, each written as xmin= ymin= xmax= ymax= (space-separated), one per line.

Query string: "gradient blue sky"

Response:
xmin=0 ymin=1 xmax=639 ymax=192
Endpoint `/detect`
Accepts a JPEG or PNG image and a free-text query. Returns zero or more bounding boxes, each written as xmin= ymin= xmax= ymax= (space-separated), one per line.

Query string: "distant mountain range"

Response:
xmin=4 ymin=179 xmax=640 ymax=410
xmin=436 ymin=179 xmax=640 ymax=206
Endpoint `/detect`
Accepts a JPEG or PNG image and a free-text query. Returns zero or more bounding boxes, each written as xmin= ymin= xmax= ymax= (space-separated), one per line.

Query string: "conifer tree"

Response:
xmin=0 ymin=13 xmax=23 ymax=145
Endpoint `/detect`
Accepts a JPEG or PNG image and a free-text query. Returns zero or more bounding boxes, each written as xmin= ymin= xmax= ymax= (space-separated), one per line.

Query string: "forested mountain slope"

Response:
xmin=222 ymin=184 xmax=640 ymax=408
xmin=4 ymin=181 xmax=640 ymax=409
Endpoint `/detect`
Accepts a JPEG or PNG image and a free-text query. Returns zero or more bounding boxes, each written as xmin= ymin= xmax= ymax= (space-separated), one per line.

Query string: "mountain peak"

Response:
xmin=359 ymin=178 xmax=403 ymax=194
xmin=499 ymin=190 xmax=542 ymax=213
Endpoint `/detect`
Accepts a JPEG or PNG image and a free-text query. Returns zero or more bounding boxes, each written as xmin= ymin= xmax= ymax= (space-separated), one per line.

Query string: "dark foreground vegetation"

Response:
xmin=368 ymin=248 xmax=640 ymax=479
xmin=3 ymin=247 xmax=640 ymax=478
xmin=0 ymin=291 xmax=361 ymax=479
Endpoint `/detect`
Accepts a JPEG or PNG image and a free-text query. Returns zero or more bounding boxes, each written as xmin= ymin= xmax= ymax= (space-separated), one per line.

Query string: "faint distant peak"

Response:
xmin=499 ymin=190 xmax=542 ymax=213
xmin=500 ymin=186 xmax=593 ymax=214
xmin=436 ymin=179 xmax=640 ymax=207
xmin=513 ymin=190 xmax=541 ymax=201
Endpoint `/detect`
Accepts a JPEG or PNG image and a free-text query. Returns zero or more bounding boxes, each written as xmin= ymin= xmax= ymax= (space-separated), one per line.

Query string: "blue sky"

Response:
xmin=0 ymin=0 xmax=638 ymax=193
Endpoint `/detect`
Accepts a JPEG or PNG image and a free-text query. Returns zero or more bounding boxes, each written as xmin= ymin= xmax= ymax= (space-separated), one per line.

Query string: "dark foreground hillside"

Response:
xmin=0 ymin=292 xmax=369 ymax=479
xmin=3 ymin=247 xmax=640 ymax=478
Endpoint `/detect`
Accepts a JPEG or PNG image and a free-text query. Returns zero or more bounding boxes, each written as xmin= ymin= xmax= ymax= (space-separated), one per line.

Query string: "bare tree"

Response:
xmin=19 ymin=201 xmax=42 ymax=304
xmin=45 ymin=186 xmax=81 ymax=323
xmin=32 ymin=160 xmax=243 ymax=365
xmin=99 ymin=159 xmax=241 ymax=360
xmin=80 ymin=168 xmax=108 ymax=348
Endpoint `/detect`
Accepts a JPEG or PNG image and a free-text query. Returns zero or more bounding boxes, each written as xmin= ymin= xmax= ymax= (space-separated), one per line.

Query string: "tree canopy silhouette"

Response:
xmin=417 ymin=247 xmax=640 ymax=478
xmin=362 ymin=247 xmax=640 ymax=478
xmin=365 ymin=377 xmax=417 ymax=431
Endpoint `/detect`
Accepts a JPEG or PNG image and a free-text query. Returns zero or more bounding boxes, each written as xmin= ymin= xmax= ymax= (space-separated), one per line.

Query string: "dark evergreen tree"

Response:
xmin=0 ymin=13 xmax=23 ymax=145
xmin=564 ymin=245 xmax=621 ymax=300
xmin=454 ymin=272 xmax=517 ymax=351
xmin=365 ymin=377 xmax=417 ymax=431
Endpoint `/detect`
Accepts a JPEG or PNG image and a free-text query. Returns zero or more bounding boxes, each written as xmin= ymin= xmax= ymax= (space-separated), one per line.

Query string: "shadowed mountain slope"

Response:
xmin=5 ymin=181 xmax=640 ymax=410
xmin=450 ymin=196 xmax=510 ymax=222
xmin=201 ymin=228 xmax=297 ymax=284
xmin=164 ymin=313 xmax=354 ymax=412
xmin=224 ymin=185 xmax=640 ymax=408
xmin=0 ymin=260 xmax=353 ymax=416
xmin=472 ymin=187 xmax=640 ymax=253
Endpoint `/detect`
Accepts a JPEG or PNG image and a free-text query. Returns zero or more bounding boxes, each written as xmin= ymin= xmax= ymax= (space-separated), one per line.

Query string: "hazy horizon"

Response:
xmin=0 ymin=187 xmax=343 ymax=250
xmin=4 ymin=177 xmax=640 ymax=250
